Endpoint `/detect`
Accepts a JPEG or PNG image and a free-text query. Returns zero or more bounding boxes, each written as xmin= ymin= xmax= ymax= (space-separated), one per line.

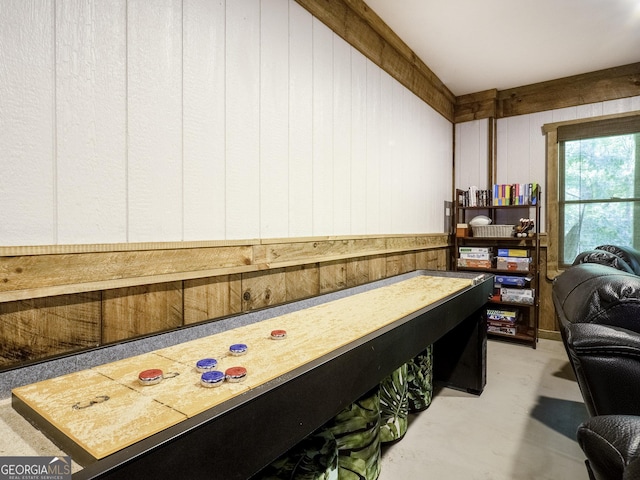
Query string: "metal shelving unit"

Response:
xmin=453 ymin=188 xmax=541 ymax=348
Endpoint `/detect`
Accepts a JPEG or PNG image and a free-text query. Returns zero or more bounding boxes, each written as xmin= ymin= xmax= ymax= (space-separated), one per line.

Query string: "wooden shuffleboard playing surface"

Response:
xmin=12 ymin=275 xmax=474 ymax=468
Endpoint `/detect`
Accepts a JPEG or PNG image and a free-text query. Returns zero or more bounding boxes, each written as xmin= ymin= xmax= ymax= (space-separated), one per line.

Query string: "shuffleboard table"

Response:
xmin=10 ymin=270 xmax=493 ymax=479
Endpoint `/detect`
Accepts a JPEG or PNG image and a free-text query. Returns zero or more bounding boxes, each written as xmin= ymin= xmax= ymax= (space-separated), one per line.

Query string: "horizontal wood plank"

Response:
xmin=102 ymin=283 xmax=183 ymax=344
xmin=319 ymin=260 xmax=347 ymax=294
xmin=0 ymin=240 xmax=258 ymax=257
xmin=285 ymin=264 xmax=320 ymax=302
xmin=454 ymin=89 xmax=498 ymax=123
xmin=386 ymin=252 xmax=416 ymax=277
xmin=0 ymin=235 xmax=450 ymax=369
xmin=0 ymin=246 xmax=252 ymax=294
xmin=241 ymin=268 xmax=287 ymax=311
xmin=368 ymin=255 xmax=387 ymax=282
xmin=0 ymin=293 xmax=101 ymax=367
xmin=183 ymin=274 xmax=242 ymax=325
xmin=497 ymin=62 xmax=640 ymax=118
xmin=0 ymin=235 xmax=448 ymax=303
xmin=261 ymin=238 xmax=385 ymax=266
xmin=416 ymin=249 xmax=446 ymax=270
xmin=346 ymin=257 xmax=370 ymax=288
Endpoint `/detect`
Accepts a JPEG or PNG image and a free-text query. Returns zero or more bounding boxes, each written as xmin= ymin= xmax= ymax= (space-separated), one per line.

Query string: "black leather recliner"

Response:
xmin=577 ymin=415 xmax=640 ymax=480
xmin=590 ymin=245 xmax=640 ymax=275
xmin=552 ymin=245 xmax=640 ymax=480
xmin=563 ymin=322 xmax=640 ymax=417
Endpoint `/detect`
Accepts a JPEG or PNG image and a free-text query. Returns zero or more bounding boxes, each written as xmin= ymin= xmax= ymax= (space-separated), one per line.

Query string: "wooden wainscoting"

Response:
xmin=0 ymin=292 xmax=101 ymax=365
xmin=0 ymin=235 xmax=450 ymax=369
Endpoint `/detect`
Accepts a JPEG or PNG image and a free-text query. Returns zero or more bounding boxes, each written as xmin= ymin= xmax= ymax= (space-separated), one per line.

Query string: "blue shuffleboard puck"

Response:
xmin=200 ymin=370 xmax=226 ymax=388
xmin=196 ymin=358 xmax=218 ymax=373
xmin=229 ymin=343 xmax=248 ymax=356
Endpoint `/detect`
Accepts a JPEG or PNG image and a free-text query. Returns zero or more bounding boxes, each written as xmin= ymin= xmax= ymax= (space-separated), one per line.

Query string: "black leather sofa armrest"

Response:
xmin=568 ymin=322 xmax=640 ymax=354
xmin=596 ymin=245 xmax=640 ymax=276
xmin=567 ymin=323 xmax=640 ymax=416
xmin=552 ymin=263 xmax=640 ymax=332
xmin=573 ymin=249 xmax=635 ymax=273
xmin=577 ymin=415 xmax=640 ymax=480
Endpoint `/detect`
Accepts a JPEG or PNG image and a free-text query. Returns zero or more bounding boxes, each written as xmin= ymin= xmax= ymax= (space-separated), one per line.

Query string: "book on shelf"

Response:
xmin=491 ymin=182 xmax=539 ymax=206
xmin=457 ymin=187 xmax=492 ymax=207
xmin=458 ymin=183 xmax=539 ymax=207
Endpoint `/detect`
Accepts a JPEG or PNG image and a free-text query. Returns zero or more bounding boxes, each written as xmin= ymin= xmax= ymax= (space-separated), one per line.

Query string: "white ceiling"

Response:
xmin=365 ymin=0 xmax=640 ymax=96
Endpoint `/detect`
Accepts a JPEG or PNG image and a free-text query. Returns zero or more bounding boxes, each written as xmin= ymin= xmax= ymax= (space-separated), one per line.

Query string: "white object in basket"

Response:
xmin=473 ymin=224 xmax=514 ymax=238
xmin=468 ymin=215 xmax=492 ymax=226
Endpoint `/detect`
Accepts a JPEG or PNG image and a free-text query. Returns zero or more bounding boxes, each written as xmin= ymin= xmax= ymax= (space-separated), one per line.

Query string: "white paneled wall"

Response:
xmin=365 ymin=61 xmax=382 ymax=234
xmin=496 ymin=112 xmax=549 ymax=190
xmin=183 ymin=0 xmax=226 ymax=240
xmin=0 ymin=0 xmax=453 ymax=246
xmin=287 ymin=3 xmax=313 ymax=237
xmin=454 ymin=119 xmax=489 ymax=195
xmin=128 ymin=0 xmax=184 ymax=242
xmin=226 ymin=0 xmax=261 ymax=240
xmin=56 ymin=0 xmax=128 ymax=244
xmin=1 ymin=0 xmax=56 ymax=244
xmin=311 ymin=18 xmax=334 ymax=237
xmin=455 ymin=95 xmax=640 ymax=233
xmin=350 ymin=50 xmax=368 ymax=235
xmin=260 ymin=0 xmax=290 ymax=239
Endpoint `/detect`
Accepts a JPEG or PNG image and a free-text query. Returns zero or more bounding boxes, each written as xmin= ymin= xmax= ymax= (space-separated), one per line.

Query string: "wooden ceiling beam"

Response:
xmin=295 ymin=0 xmax=456 ymax=122
xmin=455 ymin=63 xmax=640 ymax=122
xmin=295 ymin=1 xmax=639 ymax=123
xmin=497 ymin=62 xmax=640 ymax=118
xmin=453 ymin=89 xmax=498 ymax=123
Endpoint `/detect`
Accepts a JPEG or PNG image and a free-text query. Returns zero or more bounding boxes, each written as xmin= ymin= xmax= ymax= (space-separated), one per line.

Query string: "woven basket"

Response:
xmin=472 ymin=224 xmax=514 ymax=238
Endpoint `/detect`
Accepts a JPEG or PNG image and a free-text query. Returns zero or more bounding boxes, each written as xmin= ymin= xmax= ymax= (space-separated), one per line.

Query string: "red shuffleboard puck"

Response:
xmin=138 ymin=369 xmax=164 ymax=386
xmin=225 ymin=366 xmax=247 ymax=383
xmin=270 ymin=329 xmax=287 ymax=340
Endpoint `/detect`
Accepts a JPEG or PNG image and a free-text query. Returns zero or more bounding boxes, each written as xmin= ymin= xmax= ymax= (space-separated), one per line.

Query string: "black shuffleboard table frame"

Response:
xmin=13 ymin=270 xmax=493 ymax=480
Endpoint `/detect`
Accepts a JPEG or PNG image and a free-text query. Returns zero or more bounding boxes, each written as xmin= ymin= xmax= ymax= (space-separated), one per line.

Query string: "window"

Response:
xmin=544 ymin=112 xmax=640 ymax=275
xmin=559 ymin=131 xmax=640 ymax=265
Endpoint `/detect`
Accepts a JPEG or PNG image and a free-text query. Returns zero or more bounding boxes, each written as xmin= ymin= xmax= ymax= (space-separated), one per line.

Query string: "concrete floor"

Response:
xmin=379 ymin=338 xmax=589 ymax=480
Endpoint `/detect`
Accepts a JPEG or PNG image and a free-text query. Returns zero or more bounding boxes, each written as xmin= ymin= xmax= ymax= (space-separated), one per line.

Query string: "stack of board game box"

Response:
xmin=457 ymin=246 xmax=493 ymax=269
xmin=496 ymin=248 xmax=531 ymax=272
xmin=499 ymin=286 xmax=534 ymax=305
xmin=493 ymin=250 xmax=534 ymax=307
xmin=486 ymin=307 xmax=519 ymax=336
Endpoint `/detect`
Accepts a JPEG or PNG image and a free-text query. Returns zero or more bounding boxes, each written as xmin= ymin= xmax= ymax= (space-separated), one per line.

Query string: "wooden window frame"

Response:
xmin=543 ymin=110 xmax=640 ymax=279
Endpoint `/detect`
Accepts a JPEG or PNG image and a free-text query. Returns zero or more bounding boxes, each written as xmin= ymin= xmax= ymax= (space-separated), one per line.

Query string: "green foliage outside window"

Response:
xmin=560 ymin=133 xmax=640 ymax=264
